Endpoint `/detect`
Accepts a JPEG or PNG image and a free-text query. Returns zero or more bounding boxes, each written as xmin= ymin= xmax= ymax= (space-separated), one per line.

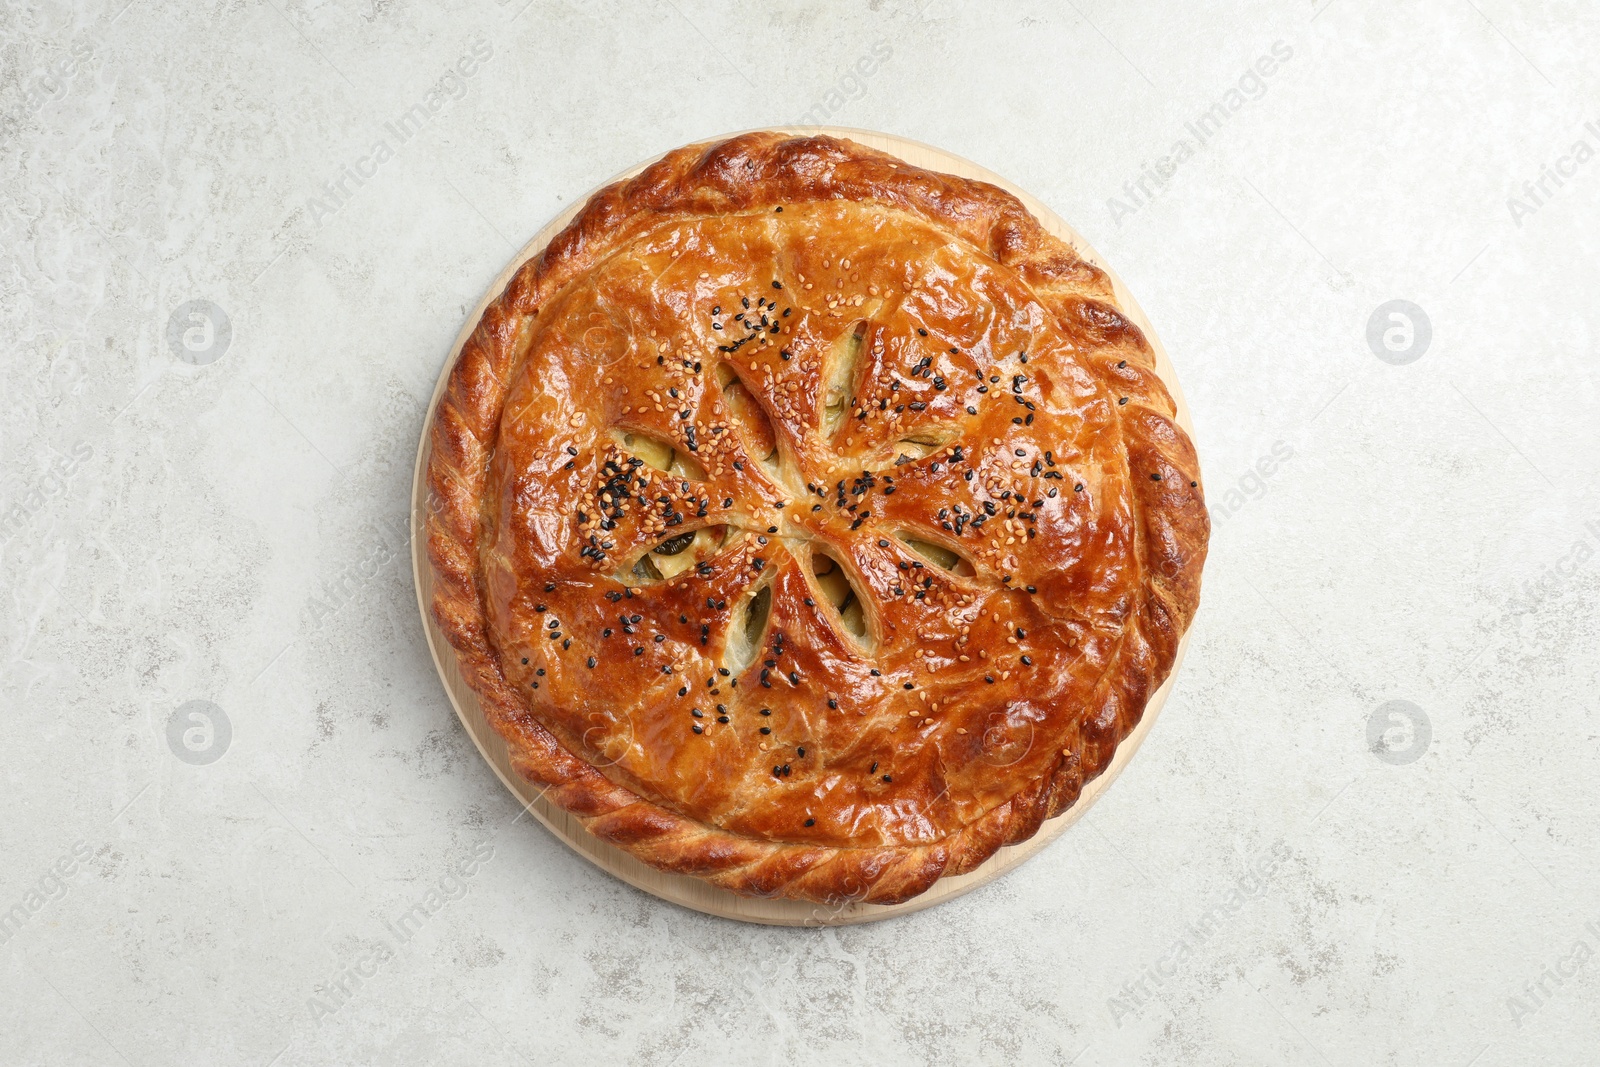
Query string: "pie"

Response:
xmin=426 ymin=132 xmax=1208 ymax=905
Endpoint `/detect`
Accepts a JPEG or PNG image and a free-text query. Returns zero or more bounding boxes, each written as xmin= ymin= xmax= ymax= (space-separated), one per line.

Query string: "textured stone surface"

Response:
xmin=2 ymin=1 xmax=1597 ymax=1064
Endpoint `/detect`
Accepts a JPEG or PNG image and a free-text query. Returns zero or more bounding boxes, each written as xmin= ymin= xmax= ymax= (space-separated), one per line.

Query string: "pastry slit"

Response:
xmin=898 ymin=534 xmax=976 ymax=577
xmin=716 ymin=365 xmax=780 ymax=474
xmin=822 ymin=319 xmax=867 ymax=440
xmin=725 ymin=582 xmax=773 ymax=673
xmin=618 ymin=431 xmax=706 ymax=481
xmin=810 ymin=549 xmax=872 ymax=647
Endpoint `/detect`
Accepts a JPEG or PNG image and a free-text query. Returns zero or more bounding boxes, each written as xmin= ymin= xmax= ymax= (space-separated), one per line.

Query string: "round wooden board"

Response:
xmin=411 ymin=128 xmax=1197 ymax=926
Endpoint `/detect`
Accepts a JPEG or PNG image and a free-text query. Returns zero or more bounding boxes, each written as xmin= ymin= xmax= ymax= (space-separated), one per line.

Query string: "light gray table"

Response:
xmin=3 ymin=2 xmax=1596 ymax=1064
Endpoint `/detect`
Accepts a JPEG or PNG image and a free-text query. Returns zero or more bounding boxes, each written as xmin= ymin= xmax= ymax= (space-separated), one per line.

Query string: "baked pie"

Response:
xmin=426 ymin=132 xmax=1208 ymax=905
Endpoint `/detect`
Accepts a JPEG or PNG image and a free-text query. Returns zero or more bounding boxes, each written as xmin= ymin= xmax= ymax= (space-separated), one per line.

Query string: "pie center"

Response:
xmin=478 ymin=201 xmax=1139 ymax=847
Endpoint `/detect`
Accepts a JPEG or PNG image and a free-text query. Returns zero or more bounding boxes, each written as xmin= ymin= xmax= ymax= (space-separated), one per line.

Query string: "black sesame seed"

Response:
xmin=587 ymin=656 xmax=597 ymax=668
xmin=804 ymin=818 xmax=815 ymax=827
xmin=692 ymin=724 xmax=703 ymax=733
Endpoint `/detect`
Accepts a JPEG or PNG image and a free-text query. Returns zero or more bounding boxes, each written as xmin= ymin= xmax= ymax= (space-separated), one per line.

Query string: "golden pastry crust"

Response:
xmin=426 ymin=132 xmax=1208 ymax=905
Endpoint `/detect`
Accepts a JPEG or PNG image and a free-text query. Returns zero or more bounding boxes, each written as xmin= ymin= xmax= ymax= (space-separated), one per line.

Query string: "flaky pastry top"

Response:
xmin=427 ymin=132 xmax=1208 ymax=904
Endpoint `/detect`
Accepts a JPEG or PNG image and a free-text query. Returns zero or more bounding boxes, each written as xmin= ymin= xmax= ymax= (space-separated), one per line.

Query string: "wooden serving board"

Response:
xmin=410 ymin=128 xmax=1197 ymax=926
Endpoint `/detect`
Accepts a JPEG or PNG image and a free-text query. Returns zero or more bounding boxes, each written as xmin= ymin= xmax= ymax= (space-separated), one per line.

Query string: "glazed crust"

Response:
xmin=426 ymin=132 xmax=1208 ymax=905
